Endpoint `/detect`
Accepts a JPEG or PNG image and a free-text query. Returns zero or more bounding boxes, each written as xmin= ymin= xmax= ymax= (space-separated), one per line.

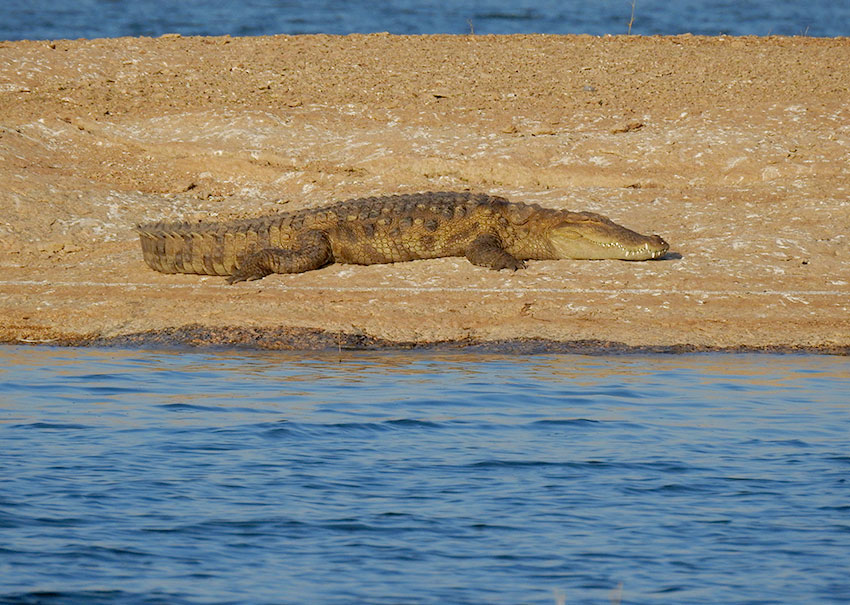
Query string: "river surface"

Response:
xmin=3 ymin=0 xmax=850 ymax=40
xmin=1 ymin=345 xmax=848 ymax=604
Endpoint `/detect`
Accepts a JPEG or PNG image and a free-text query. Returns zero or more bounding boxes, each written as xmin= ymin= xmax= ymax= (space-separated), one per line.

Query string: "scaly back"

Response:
xmin=136 ymin=192 xmax=519 ymax=276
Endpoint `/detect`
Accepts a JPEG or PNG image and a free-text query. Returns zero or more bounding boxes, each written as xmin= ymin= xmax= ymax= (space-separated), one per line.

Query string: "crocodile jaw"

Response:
xmin=550 ymin=223 xmax=669 ymax=261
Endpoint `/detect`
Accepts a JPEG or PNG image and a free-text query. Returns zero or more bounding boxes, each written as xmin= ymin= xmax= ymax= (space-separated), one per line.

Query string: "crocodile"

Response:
xmin=137 ymin=191 xmax=668 ymax=283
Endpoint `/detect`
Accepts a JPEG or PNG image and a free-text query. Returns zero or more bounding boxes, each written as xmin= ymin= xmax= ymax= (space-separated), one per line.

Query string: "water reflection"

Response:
xmin=1 ymin=345 xmax=847 ymax=426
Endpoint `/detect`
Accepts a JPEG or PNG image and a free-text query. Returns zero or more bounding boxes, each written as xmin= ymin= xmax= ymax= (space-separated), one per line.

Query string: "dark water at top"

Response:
xmin=1 ymin=345 xmax=849 ymax=604
xmin=2 ymin=0 xmax=849 ymax=40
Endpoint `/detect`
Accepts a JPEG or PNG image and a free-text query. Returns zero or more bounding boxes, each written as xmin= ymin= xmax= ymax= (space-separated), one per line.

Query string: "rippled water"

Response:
xmin=3 ymin=0 xmax=849 ymax=40
xmin=1 ymin=345 xmax=848 ymax=604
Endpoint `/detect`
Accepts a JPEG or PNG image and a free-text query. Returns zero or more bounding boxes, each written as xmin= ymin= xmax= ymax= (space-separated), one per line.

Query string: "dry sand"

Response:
xmin=1 ymin=33 xmax=848 ymax=351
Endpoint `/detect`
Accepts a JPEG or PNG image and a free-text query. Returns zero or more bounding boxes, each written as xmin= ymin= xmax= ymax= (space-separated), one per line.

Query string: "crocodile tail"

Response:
xmin=135 ymin=221 xmax=237 ymax=276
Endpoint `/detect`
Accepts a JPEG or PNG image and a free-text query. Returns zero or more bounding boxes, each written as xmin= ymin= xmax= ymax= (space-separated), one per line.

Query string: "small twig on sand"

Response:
xmin=628 ymin=0 xmax=637 ymax=34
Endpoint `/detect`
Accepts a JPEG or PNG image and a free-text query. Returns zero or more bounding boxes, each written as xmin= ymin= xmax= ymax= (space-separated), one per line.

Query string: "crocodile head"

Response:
xmin=548 ymin=212 xmax=669 ymax=261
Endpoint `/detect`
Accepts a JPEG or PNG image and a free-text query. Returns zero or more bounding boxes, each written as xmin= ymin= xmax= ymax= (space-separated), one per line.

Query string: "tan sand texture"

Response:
xmin=1 ymin=34 xmax=848 ymax=351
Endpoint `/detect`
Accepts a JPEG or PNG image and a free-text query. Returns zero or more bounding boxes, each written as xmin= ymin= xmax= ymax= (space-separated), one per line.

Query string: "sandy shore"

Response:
xmin=1 ymin=34 xmax=848 ymax=351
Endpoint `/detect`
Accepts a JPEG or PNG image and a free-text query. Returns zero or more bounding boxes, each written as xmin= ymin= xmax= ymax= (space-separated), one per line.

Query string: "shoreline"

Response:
xmin=6 ymin=325 xmax=849 ymax=356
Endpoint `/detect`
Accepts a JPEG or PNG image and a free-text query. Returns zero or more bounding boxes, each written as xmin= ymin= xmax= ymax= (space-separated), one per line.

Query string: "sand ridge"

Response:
xmin=1 ymin=34 xmax=848 ymax=350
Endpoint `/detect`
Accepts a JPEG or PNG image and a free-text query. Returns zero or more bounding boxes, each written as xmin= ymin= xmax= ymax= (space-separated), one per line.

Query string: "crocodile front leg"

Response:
xmin=465 ymin=234 xmax=526 ymax=271
xmin=227 ymin=230 xmax=334 ymax=283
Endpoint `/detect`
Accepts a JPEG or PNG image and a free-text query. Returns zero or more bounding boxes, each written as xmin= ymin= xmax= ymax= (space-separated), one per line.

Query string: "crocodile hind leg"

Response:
xmin=227 ymin=230 xmax=333 ymax=283
xmin=465 ymin=234 xmax=526 ymax=271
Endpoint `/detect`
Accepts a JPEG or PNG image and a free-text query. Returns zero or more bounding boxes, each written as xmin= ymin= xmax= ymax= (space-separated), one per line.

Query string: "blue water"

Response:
xmin=1 ymin=345 xmax=849 ymax=604
xmin=2 ymin=0 xmax=849 ymax=40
